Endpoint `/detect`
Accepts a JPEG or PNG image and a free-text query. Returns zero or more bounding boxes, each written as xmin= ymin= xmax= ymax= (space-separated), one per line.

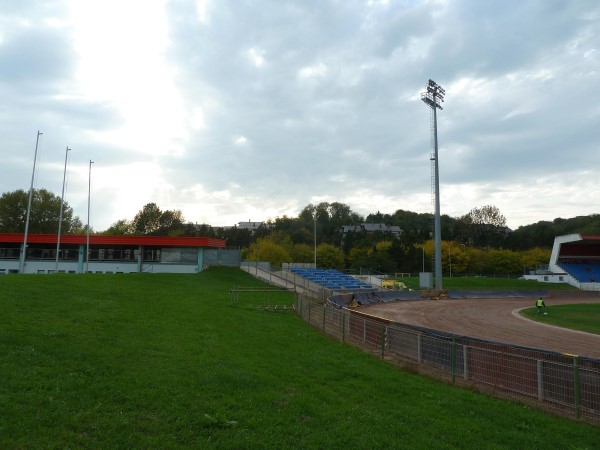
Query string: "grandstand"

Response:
xmin=290 ymin=268 xmax=373 ymax=290
xmin=525 ymin=234 xmax=600 ymax=290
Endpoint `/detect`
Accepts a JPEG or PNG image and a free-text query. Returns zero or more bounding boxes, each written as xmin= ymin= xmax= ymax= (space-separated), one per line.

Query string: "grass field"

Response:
xmin=1 ymin=268 xmax=599 ymax=449
xmin=521 ymin=303 xmax=600 ymax=335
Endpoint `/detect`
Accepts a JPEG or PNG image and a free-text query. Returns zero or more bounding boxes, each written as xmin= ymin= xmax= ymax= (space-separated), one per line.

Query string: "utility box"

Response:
xmin=419 ymin=272 xmax=433 ymax=289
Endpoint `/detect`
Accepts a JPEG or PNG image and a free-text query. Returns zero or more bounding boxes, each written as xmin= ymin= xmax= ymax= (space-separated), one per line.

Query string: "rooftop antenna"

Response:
xmin=19 ymin=130 xmax=43 ymax=274
xmin=421 ymin=79 xmax=445 ymax=289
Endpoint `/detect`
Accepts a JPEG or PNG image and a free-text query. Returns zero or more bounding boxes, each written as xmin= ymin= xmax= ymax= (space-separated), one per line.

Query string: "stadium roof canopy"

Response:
xmin=549 ymin=234 xmax=600 ymax=273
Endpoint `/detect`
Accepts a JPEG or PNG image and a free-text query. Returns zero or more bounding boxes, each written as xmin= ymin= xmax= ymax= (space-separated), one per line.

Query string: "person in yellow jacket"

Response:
xmin=535 ymin=297 xmax=546 ymax=315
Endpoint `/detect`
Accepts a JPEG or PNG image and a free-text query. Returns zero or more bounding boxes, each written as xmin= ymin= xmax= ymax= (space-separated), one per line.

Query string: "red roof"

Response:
xmin=0 ymin=233 xmax=226 ymax=248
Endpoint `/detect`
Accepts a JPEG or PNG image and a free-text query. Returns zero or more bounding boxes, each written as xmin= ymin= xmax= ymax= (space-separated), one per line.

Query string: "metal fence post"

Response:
xmin=342 ymin=311 xmax=346 ymax=343
xmin=451 ymin=336 xmax=456 ymax=384
xmin=380 ymin=325 xmax=386 ymax=360
xmin=322 ymin=304 xmax=327 ymax=332
xmin=463 ymin=345 xmax=468 ymax=380
xmin=573 ymin=356 xmax=581 ymax=419
xmin=537 ymin=360 xmax=543 ymax=401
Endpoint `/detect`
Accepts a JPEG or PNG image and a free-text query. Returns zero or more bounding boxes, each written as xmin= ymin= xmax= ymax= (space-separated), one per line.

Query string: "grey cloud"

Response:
xmin=1 ymin=0 xmax=600 ymax=230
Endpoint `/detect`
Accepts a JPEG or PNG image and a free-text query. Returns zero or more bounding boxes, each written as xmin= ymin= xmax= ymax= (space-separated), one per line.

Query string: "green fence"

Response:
xmin=296 ymin=294 xmax=600 ymax=423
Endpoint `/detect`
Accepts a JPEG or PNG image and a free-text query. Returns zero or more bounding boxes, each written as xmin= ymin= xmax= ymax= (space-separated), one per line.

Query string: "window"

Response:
xmin=160 ymin=248 xmax=197 ymax=264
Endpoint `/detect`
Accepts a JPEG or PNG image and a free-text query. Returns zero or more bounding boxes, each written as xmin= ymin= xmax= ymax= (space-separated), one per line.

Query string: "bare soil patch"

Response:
xmin=361 ymin=296 xmax=600 ymax=359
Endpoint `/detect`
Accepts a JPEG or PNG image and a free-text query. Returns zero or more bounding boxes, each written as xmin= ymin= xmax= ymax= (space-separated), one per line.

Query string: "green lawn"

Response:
xmin=1 ymin=268 xmax=599 ymax=449
xmin=521 ymin=303 xmax=600 ymax=335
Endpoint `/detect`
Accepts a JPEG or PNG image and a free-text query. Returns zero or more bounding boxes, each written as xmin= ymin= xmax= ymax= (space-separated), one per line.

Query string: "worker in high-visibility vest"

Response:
xmin=535 ymin=297 xmax=546 ymax=315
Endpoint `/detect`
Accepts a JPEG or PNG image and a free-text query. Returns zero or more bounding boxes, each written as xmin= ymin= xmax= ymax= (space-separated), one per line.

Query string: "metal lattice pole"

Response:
xmin=421 ymin=80 xmax=445 ymax=289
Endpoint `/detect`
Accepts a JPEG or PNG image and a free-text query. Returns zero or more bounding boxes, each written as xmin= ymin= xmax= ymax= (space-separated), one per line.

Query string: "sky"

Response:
xmin=1 ymin=0 xmax=599 ymax=232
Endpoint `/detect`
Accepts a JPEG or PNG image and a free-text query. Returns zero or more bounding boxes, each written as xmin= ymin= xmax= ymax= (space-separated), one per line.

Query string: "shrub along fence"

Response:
xmin=296 ymin=294 xmax=600 ymax=424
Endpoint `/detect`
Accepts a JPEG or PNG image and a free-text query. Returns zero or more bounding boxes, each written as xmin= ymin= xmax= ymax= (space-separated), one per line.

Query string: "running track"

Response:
xmin=361 ymin=296 xmax=600 ymax=359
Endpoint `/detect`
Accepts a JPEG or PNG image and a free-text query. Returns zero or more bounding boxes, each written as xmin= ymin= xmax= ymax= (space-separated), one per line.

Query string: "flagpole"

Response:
xmin=55 ymin=146 xmax=70 ymax=273
xmin=19 ymin=130 xmax=43 ymax=274
xmin=86 ymin=160 xmax=94 ymax=273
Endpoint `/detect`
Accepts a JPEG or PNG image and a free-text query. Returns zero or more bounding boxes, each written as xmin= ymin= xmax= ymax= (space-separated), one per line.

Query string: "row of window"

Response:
xmin=0 ymin=247 xmax=199 ymax=264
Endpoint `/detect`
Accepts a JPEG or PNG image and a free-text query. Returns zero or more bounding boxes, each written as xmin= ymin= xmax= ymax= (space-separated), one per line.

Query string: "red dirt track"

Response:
xmin=361 ymin=296 xmax=600 ymax=359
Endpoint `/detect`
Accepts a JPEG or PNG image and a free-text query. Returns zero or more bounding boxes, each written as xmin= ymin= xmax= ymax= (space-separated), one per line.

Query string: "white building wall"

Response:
xmin=548 ymin=233 xmax=582 ymax=274
xmin=0 ymin=260 xmax=201 ymax=274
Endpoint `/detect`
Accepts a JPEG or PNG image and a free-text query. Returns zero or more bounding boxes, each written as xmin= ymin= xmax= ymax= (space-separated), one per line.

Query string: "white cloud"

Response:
xmin=69 ymin=0 xmax=187 ymax=156
xmin=196 ymin=0 xmax=210 ymax=23
xmin=247 ymin=47 xmax=266 ymax=67
xmin=1 ymin=0 xmax=600 ymax=232
xmin=298 ymin=62 xmax=328 ymax=79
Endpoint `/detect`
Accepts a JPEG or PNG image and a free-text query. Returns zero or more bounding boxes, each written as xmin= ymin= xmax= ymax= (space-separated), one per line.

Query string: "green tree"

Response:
xmin=103 ymin=219 xmax=133 ymax=235
xmin=131 ymin=203 xmax=185 ymax=236
xmin=131 ymin=203 xmax=162 ymax=234
xmin=316 ymin=243 xmax=344 ymax=269
xmin=363 ymin=243 xmax=396 ymax=274
xmin=290 ymin=243 xmax=313 ymax=263
xmin=445 ymin=242 xmax=470 ymax=275
xmin=215 ymin=227 xmax=253 ymax=247
xmin=487 ymin=249 xmax=522 ymax=274
xmin=347 ymin=246 xmax=369 ymax=271
xmin=0 ymin=188 xmax=82 ymax=234
xmin=246 ymin=239 xmax=291 ymax=267
xmin=458 ymin=205 xmax=508 ymax=248
xmin=520 ymin=247 xmax=552 ymax=272
xmin=158 ymin=209 xmax=185 ymax=235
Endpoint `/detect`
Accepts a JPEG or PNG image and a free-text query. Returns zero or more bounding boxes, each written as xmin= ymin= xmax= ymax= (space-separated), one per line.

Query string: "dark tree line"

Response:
xmin=2 ymin=187 xmax=599 ymax=273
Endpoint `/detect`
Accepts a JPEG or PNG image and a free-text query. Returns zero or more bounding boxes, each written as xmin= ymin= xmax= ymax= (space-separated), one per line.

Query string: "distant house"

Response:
xmin=340 ymin=223 xmax=402 ymax=237
xmin=341 ymin=225 xmax=362 ymax=233
xmin=236 ymin=221 xmax=272 ymax=234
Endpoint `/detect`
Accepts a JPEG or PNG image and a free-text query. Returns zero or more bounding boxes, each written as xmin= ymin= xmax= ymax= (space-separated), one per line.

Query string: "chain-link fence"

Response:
xmin=296 ymin=294 xmax=600 ymax=423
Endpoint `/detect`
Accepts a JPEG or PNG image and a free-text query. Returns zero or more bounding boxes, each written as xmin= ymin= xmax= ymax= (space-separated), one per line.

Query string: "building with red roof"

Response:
xmin=0 ymin=233 xmax=237 ymax=274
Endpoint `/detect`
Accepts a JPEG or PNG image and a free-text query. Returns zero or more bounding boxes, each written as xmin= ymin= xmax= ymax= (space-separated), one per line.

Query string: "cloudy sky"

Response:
xmin=1 ymin=0 xmax=599 ymax=232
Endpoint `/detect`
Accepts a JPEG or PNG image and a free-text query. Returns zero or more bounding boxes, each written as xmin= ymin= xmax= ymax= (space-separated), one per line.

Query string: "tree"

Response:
xmin=316 ymin=243 xmax=344 ymax=269
xmin=347 ymin=246 xmax=369 ymax=271
xmin=363 ymin=242 xmax=396 ymax=274
xmin=130 ymin=203 xmax=185 ymax=236
xmin=131 ymin=203 xmax=162 ymax=235
xmin=158 ymin=209 xmax=185 ymax=235
xmin=245 ymin=239 xmax=291 ymax=267
xmin=487 ymin=249 xmax=522 ymax=274
xmin=466 ymin=205 xmax=507 ymax=227
xmin=103 ymin=219 xmax=133 ymax=235
xmin=215 ymin=227 xmax=253 ymax=247
xmin=458 ymin=205 xmax=507 ymax=248
xmin=0 ymin=188 xmax=82 ymax=234
xmin=520 ymin=247 xmax=552 ymax=272
xmin=444 ymin=242 xmax=470 ymax=275
xmin=290 ymin=243 xmax=313 ymax=263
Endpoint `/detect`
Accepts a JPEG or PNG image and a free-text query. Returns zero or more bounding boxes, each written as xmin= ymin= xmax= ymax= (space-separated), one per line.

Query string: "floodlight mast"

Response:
xmin=421 ymin=79 xmax=445 ymax=290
